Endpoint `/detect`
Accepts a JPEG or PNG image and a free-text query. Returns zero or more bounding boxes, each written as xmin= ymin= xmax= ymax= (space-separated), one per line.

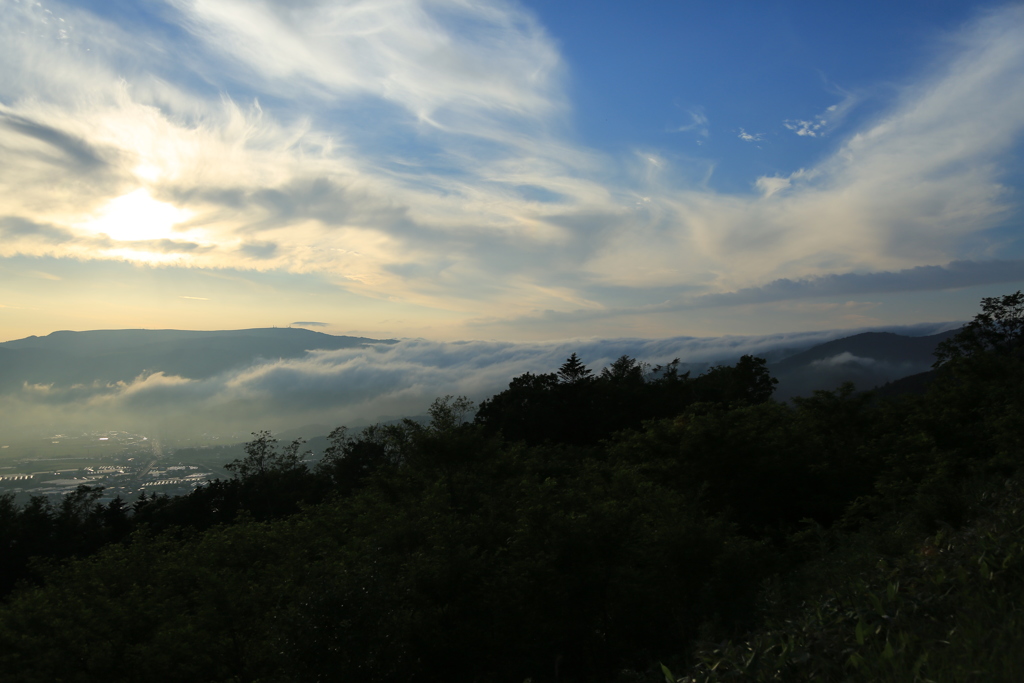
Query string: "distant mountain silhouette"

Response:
xmin=770 ymin=330 xmax=957 ymax=399
xmin=0 ymin=328 xmax=396 ymax=391
xmin=772 ymin=331 xmax=957 ymax=370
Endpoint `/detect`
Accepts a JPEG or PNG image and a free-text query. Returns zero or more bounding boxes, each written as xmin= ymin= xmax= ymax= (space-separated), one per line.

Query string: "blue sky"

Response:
xmin=2 ymin=0 xmax=1024 ymax=342
xmin=529 ymin=0 xmax=986 ymax=191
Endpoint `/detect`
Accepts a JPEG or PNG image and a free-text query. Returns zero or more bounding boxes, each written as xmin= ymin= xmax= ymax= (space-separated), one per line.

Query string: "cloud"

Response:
xmin=0 ymin=327 xmax=956 ymax=439
xmin=783 ymin=118 xmax=825 ymax=137
xmin=167 ymin=0 xmax=565 ymax=126
xmin=239 ymin=241 xmax=279 ymax=260
xmin=783 ymin=89 xmax=858 ymax=138
xmin=810 ymin=352 xmax=876 ymax=368
xmin=0 ymin=110 xmax=110 ymax=171
xmin=690 ymin=259 xmax=1024 ymax=308
xmin=674 ymin=106 xmax=710 ymax=138
xmin=0 ymin=217 xmax=75 ymax=245
xmin=754 ymin=176 xmax=789 ymax=197
xmin=180 ymin=296 xmax=208 ymax=300
xmin=292 ymin=321 xmax=328 ymax=328
xmin=0 ymin=2 xmax=1022 ymax=336
xmin=738 ymin=128 xmax=763 ymax=142
xmin=113 ymin=238 xmax=210 ymax=254
xmin=464 ymin=257 xmax=1015 ymax=335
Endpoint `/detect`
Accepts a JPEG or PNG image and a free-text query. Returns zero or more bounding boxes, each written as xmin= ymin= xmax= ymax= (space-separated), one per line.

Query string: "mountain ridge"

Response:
xmin=0 ymin=328 xmax=398 ymax=390
xmin=769 ymin=329 xmax=958 ymax=399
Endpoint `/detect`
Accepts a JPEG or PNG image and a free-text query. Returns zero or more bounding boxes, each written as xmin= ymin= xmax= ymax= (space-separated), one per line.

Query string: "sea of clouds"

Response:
xmin=0 ymin=322 xmax=957 ymax=442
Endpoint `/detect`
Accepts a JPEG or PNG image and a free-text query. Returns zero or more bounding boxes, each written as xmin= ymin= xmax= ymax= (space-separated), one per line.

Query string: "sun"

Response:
xmin=75 ymin=189 xmax=193 ymax=242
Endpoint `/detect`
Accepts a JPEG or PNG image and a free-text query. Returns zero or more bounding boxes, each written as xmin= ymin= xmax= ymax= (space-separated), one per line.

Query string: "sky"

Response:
xmin=3 ymin=0 xmax=1024 ymax=343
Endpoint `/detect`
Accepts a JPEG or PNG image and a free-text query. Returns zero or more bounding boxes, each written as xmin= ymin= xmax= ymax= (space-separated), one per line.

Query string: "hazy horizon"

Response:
xmin=2 ymin=317 xmax=963 ymax=345
xmin=0 ymin=321 xmax=960 ymax=443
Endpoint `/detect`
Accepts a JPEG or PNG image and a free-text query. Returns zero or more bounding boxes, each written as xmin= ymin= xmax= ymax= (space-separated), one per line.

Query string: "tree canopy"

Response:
xmin=2 ymin=293 xmax=1024 ymax=682
xmin=934 ymin=290 xmax=1024 ymax=365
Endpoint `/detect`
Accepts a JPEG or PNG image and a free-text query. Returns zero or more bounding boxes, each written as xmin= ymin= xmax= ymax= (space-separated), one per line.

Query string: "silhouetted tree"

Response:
xmin=693 ymin=354 xmax=778 ymax=404
xmin=558 ymin=353 xmax=593 ymax=384
xmin=226 ymin=431 xmax=309 ymax=478
xmin=934 ymin=290 xmax=1024 ymax=365
xmin=600 ymin=355 xmax=648 ymax=383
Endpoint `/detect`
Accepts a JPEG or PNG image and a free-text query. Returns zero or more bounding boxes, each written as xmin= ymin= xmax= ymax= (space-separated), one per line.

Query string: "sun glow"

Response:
xmin=75 ymin=189 xmax=193 ymax=242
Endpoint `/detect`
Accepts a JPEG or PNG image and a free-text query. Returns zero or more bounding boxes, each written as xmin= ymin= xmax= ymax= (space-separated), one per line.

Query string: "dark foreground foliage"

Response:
xmin=1 ymin=293 xmax=1023 ymax=682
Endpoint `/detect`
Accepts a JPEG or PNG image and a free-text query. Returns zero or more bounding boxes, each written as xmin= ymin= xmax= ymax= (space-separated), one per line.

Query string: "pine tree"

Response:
xmin=557 ymin=353 xmax=593 ymax=384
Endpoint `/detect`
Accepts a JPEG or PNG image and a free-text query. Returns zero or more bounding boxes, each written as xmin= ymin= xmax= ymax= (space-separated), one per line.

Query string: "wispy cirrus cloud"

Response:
xmin=673 ymin=106 xmax=710 ymax=139
xmin=167 ymin=0 xmax=565 ymax=125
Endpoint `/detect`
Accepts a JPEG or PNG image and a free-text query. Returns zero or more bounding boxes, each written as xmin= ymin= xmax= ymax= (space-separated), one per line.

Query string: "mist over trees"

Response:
xmin=1 ymin=293 xmax=1023 ymax=681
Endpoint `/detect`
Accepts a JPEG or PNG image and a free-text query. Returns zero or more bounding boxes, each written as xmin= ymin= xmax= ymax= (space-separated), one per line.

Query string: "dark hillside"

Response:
xmin=873 ymin=368 xmax=937 ymax=397
xmin=771 ymin=330 xmax=956 ymax=399
xmin=772 ymin=330 xmax=956 ymax=370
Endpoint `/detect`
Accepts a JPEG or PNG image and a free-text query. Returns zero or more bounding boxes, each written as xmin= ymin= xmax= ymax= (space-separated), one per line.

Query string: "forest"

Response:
xmin=1 ymin=293 xmax=1023 ymax=682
